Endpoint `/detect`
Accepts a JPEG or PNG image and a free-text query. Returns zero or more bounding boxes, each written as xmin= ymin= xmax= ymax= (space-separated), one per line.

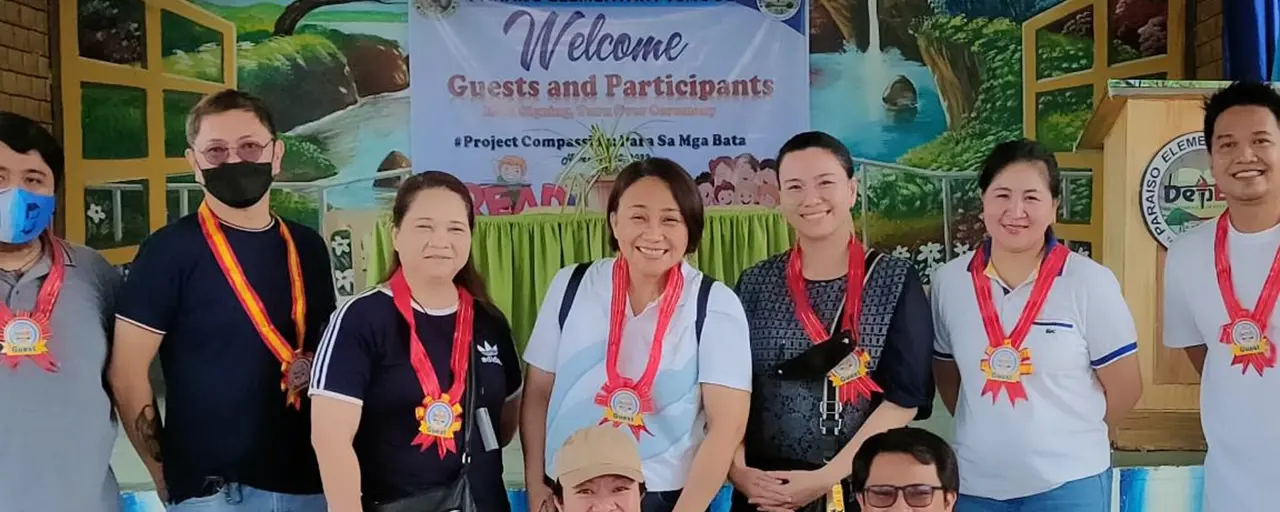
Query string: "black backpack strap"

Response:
xmin=695 ymin=274 xmax=716 ymax=343
xmin=558 ymin=263 xmax=591 ymax=329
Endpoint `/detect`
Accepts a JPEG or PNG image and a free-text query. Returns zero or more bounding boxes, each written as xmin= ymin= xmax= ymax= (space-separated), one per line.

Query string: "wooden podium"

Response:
xmin=1076 ymin=80 xmax=1234 ymax=452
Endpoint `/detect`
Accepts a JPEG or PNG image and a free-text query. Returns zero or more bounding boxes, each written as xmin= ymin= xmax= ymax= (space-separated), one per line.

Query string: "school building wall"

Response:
xmin=0 ymin=0 xmax=55 ymax=133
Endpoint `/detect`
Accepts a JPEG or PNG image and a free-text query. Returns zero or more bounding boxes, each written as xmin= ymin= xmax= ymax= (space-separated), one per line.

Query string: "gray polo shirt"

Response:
xmin=0 ymin=241 xmax=122 ymax=512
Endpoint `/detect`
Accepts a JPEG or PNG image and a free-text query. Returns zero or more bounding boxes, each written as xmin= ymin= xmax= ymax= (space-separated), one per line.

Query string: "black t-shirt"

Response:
xmin=312 ymin=287 xmax=521 ymax=510
xmin=116 ymin=214 xmax=336 ymax=503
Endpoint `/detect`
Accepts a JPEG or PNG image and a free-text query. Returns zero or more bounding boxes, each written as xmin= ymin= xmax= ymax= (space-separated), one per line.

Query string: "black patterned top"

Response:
xmin=734 ymin=249 xmax=936 ymax=468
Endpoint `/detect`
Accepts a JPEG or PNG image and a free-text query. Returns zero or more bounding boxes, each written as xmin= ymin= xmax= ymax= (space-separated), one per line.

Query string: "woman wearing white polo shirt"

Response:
xmin=520 ymin=158 xmax=753 ymax=512
xmin=931 ymin=139 xmax=1143 ymax=511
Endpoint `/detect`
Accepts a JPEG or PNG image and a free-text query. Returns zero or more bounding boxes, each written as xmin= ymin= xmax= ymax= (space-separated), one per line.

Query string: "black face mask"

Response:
xmin=200 ymin=162 xmax=274 ymax=209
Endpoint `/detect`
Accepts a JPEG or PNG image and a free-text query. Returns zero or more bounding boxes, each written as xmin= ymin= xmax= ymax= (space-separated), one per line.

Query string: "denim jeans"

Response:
xmin=167 ymin=482 xmax=327 ymax=512
xmin=955 ymin=470 xmax=1112 ymax=512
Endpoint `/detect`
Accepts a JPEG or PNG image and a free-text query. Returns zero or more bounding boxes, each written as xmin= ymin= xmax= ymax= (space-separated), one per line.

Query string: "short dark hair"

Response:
xmin=605 ymin=157 xmax=705 ymax=254
xmin=185 ymin=89 xmax=278 ymax=145
xmin=851 ymin=427 xmax=959 ymax=493
xmin=0 ymin=111 xmax=63 ymax=189
xmin=776 ymin=131 xmax=855 ymax=178
xmin=1203 ymin=81 xmax=1280 ymax=153
xmin=978 ymin=138 xmax=1060 ymax=199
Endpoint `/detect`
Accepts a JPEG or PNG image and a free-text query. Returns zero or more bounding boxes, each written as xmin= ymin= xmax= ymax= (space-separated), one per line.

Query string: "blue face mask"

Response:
xmin=0 ymin=188 xmax=55 ymax=244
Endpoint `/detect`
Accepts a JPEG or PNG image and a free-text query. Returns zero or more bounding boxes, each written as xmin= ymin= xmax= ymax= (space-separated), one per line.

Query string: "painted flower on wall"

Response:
xmin=334 ymin=268 xmax=354 ymax=296
xmin=87 ymin=203 xmax=107 ymax=225
xmin=331 ymin=236 xmax=350 ymax=257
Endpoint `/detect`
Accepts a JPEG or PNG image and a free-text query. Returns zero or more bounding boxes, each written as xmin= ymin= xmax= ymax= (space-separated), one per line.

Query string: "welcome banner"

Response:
xmin=409 ymin=0 xmax=810 ymax=215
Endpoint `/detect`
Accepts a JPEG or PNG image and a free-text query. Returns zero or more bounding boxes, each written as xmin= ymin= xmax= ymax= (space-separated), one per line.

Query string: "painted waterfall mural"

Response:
xmin=78 ymin=2 xmax=1202 ymax=510
xmin=77 ymin=0 xmax=1175 ymax=285
xmin=809 ymin=0 xmax=1171 ymax=282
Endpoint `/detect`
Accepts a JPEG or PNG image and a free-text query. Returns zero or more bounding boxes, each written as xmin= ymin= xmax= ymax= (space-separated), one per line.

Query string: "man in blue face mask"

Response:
xmin=0 ymin=111 xmax=124 ymax=511
xmin=109 ymin=89 xmax=336 ymax=511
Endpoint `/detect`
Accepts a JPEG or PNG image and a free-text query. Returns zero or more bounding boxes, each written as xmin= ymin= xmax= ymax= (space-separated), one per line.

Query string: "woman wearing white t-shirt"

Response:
xmin=520 ymin=158 xmax=753 ymax=512
xmin=931 ymin=139 xmax=1143 ymax=511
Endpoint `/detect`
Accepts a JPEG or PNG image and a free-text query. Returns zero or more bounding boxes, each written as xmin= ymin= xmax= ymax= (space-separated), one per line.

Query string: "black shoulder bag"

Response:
xmin=366 ymin=344 xmax=479 ymax=512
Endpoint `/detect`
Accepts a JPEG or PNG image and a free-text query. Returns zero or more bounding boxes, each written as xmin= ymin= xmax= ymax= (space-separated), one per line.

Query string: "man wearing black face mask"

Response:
xmin=109 ymin=89 xmax=336 ymax=511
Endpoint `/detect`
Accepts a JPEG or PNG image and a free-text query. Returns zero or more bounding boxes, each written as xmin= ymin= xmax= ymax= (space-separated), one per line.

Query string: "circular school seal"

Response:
xmin=424 ymin=401 xmax=457 ymax=436
xmin=757 ymin=0 xmax=800 ymax=20
xmin=414 ymin=0 xmax=457 ymax=19
xmin=987 ymin=346 xmax=1022 ymax=382
xmin=3 ymin=318 xmax=41 ymax=353
xmin=608 ymin=388 xmax=641 ymax=423
xmin=1230 ymin=318 xmax=1265 ymax=353
xmin=1139 ymin=131 xmax=1223 ymax=249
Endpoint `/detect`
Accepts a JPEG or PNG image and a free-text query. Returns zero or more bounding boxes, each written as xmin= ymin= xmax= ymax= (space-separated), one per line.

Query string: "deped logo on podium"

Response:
xmin=1139 ymin=131 xmax=1225 ymax=248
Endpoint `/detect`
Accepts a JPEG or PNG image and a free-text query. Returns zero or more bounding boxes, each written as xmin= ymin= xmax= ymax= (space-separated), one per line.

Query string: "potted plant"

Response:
xmin=554 ymin=118 xmax=654 ymax=212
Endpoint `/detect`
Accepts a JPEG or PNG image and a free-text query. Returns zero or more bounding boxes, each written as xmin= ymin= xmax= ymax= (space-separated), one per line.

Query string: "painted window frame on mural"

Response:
xmin=60 ymin=0 xmax=236 ymax=265
xmin=1022 ymin=0 xmax=1185 ymax=261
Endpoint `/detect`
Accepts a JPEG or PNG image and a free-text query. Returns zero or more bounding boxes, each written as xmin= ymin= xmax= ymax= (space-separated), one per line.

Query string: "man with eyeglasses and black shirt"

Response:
xmin=109 ymin=89 xmax=335 ymax=511
xmin=851 ymin=427 xmax=958 ymax=512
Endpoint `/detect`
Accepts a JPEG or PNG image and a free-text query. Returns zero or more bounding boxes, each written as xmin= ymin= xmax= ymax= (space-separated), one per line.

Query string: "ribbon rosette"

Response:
xmin=595 ymin=379 xmax=654 ymax=440
xmin=1219 ymin=322 xmax=1278 ymax=376
xmin=979 ymin=343 xmax=1034 ymax=405
xmin=412 ymin=394 xmax=464 ymax=457
xmin=0 ymin=313 xmax=57 ymax=372
xmin=827 ymin=348 xmax=881 ymax=405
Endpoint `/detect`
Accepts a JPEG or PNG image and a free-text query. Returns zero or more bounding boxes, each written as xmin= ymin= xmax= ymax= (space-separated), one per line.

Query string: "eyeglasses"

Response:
xmin=197 ymin=139 xmax=274 ymax=166
xmin=861 ymin=484 xmax=945 ymax=508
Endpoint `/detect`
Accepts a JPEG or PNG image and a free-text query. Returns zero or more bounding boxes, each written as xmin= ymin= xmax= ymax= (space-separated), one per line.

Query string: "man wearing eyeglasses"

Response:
xmin=851 ymin=427 xmax=958 ymax=512
xmin=109 ymin=89 xmax=335 ymax=511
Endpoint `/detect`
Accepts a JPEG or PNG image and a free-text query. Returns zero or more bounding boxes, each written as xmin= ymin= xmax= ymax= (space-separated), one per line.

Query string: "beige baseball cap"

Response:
xmin=551 ymin=425 xmax=645 ymax=488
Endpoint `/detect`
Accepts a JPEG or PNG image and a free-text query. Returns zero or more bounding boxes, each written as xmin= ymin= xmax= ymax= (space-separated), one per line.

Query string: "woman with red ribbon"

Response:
xmin=932 ymin=139 xmax=1142 ymax=511
xmin=520 ymin=158 xmax=753 ymax=512
xmin=309 ymin=172 xmax=523 ymax=512
xmin=729 ymin=131 xmax=936 ymax=512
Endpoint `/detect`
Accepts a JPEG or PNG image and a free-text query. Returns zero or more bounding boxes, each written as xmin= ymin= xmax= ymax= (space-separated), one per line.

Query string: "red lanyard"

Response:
xmin=969 ymin=242 xmax=1069 ymax=405
xmin=786 ymin=237 xmax=865 ymax=343
xmin=785 ymin=237 xmax=881 ymax=404
xmin=0 ymin=234 xmax=66 ymax=372
xmin=390 ymin=269 xmax=474 ymax=457
xmin=595 ymin=257 xmax=683 ymax=439
xmin=1213 ymin=213 xmax=1280 ymax=375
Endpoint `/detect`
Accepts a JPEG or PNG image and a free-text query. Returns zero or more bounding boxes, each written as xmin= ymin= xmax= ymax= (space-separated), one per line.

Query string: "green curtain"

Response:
xmin=365 ymin=209 xmax=794 ymax=351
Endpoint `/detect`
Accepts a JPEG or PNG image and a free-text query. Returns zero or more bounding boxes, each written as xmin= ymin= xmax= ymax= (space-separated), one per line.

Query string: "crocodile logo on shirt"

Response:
xmin=478 ymin=341 xmax=501 ymax=365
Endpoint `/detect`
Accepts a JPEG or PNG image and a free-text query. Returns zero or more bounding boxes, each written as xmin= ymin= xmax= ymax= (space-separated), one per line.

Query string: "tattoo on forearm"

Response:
xmin=136 ymin=402 xmax=164 ymax=463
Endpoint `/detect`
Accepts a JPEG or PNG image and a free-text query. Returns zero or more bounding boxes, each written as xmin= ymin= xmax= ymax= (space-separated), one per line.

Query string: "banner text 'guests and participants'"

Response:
xmin=409 ymin=0 xmax=810 ymax=214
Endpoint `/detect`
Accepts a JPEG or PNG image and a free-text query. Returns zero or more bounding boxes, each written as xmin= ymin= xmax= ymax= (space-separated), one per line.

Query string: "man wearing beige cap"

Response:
xmin=548 ymin=425 xmax=647 ymax=512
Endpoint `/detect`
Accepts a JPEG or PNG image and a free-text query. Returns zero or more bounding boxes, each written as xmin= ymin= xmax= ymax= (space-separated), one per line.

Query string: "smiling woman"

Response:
xmin=730 ymin=131 xmax=935 ymax=512
xmin=519 ymin=158 xmax=753 ymax=512
xmin=931 ymin=139 xmax=1142 ymax=511
xmin=605 ymin=159 xmax=705 ymax=282
xmin=309 ymin=171 xmax=523 ymax=512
